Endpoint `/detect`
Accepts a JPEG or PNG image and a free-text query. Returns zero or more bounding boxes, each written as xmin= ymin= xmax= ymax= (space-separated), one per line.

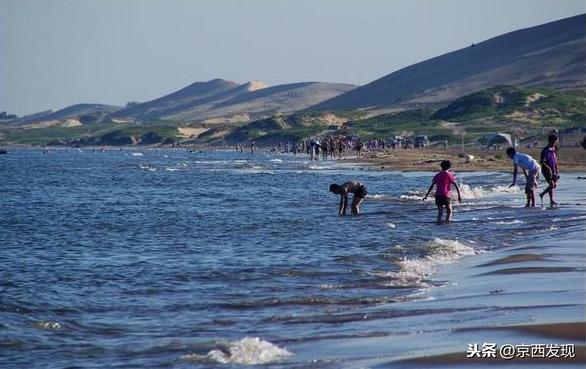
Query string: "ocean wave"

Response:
xmin=180 ymin=337 xmax=291 ymax=365
xmin=494 ymin=220 xmax=524 ymax=225
xmin=34 ymin=321 xmax=61 ymax=330
xmin=138 ymin=164 xmax=156 ymax=171
xmin=400 ymin=190 xmax=424 ymax=201
xmin=378 ymin=238 xmax=476 ymax=288
xmin=459 ymin=184 xmax=519 ymax=199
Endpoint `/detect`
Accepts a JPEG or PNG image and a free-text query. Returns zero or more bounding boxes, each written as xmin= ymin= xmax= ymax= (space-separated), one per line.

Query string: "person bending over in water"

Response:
xmin=423 ymin=160 xmax=462 ymax=224
xmin=506 ymin=147 xmax=540 ymax=207
xmin=329 ymin=181 xmax=367 ymax=216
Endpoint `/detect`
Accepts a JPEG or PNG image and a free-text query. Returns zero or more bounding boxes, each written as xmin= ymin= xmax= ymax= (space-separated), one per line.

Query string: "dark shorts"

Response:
xmin=435 ymin=195 xmax=451 ymax=207
xmin=355 ymin=185 xmax=368 ymax=198
xmin=541 ymin=163 xmax=559 ymax=184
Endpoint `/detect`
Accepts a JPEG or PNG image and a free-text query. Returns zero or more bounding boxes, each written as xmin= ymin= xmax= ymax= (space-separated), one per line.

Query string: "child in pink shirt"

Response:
xmin=423 ymin=160 xmax=462 ymax=224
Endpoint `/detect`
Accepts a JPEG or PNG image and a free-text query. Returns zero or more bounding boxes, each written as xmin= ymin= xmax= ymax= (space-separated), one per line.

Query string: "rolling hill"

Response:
xmin=310 ymin=14 xmax=585 ymax=111
xmin=108 ymin=79 xmax=355 ymax=123
xmin=4 ymin=104 xmax=122 ymax=127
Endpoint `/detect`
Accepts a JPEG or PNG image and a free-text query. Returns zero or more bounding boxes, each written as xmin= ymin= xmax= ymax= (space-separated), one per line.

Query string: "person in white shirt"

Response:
xmin=506 ymin=147 xmax=540 ymax=207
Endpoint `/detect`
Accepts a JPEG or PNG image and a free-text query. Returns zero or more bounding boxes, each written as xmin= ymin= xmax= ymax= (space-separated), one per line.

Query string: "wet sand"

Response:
xmin=386 ymin=221 xmax=586 ymax=368
xmin=398 ymin=344 xmax=585 ymax=366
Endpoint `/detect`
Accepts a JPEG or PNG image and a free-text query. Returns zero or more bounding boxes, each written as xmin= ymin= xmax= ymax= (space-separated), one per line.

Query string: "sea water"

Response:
xmin=1 ymin=148 xmax=584 ymax=368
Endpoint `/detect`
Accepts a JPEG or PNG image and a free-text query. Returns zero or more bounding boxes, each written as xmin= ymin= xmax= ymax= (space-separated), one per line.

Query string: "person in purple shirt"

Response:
xmin=539 ymin=134 xmax=560 ymax=206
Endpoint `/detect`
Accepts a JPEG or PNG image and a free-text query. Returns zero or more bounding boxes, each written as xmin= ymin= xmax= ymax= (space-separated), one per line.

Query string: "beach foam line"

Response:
xmin=378 ymin=239 xmax=476 ymax=288
xmin=459 ymin=183 xmax=519 ymax=199
xmin=399 ymin=184 xmax=518 ymax=202
xmin=180 ymin=337 xmax=291 ymax=365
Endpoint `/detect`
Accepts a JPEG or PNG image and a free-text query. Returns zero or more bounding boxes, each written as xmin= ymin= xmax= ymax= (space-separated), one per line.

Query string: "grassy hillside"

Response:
xmin=342 ymin=109 xmax=454 ymax=142
xmin=1 ymin=86 xmax=583 ymax=147
xmin=0 ymin=121 xmax=182 ymax=146
xmin=223 ymin=111 xmax=365 ymax=145
xmin=341 ymin=86 xmax=585 ymax=144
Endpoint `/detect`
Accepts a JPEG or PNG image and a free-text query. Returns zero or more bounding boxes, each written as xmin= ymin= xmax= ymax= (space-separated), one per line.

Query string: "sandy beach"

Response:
xmin=385 ymin=181 xmax=586 ymax=368
xmin=354 ymin=147 xmax=586 ymax=173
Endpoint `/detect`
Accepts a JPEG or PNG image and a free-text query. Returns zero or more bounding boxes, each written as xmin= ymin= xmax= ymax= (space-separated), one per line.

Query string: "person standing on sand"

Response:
xmin=539 ymin=134 xmax=560 ymax=206
xmin=506 ymin=147 xmax=540 ymax=207
xmin=423 ymin=160 xmax=462 ymax=224
xmin=355 ymin=139 xmax=364 ymax=157
xmin=329 ymin=181 xmax=367 ymax=216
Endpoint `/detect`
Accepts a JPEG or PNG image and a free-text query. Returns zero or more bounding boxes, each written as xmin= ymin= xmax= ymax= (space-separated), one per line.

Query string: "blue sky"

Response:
xmin=1 ymin=0 xmax=584 ymax=115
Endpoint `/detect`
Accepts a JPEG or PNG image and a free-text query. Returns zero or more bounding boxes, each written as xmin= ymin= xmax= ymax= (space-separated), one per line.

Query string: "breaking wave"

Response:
xmin=459 ymin=184 xmax=519 ymax=199
xmin=180 ymin=337 xmax=292 ymax=365
xmin=377 ymin=239 xmax=476 ymax=288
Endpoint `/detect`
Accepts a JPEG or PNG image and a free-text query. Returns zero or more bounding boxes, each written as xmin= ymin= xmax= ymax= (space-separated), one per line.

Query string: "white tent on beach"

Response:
xmin=483 ymin=133 xmax=512 ymax=147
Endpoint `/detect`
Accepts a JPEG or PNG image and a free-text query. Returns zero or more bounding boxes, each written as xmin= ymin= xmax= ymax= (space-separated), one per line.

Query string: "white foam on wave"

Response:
xmin=34 ymin=321 xmax=61 ymax=330
xmin=401 ymin=194 xmax=424 ymax=201
xmin=553 ymin=215 xmax=586 ymax=223
xmin=494 ymin=220 xmax=524 ymax=225
xmin=139 ymin=164 xmax=156 ymax=171
xmin=459 ymin=183 xmax=519 ymax=199
xmin=307 ymin=165 xmax=328 ymax=170
xmin=269 ymin=159 xmax=283 ymax=163
xmin=377 ymin=239 xmax=476 ymax=288
xmin=132 ymin=152 xmax=144 ymax=157
xmin=180 ymin=337 xmax=292 ymax=365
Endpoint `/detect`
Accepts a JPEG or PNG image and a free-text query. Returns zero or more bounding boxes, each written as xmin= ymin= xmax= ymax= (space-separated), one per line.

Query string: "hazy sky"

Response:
xmin=1 ymin=0 xmax=584 ymax=115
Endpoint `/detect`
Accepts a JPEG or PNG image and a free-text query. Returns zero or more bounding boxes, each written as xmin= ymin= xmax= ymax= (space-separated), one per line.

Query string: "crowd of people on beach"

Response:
xmin=236 ymin=134 xmax=436 ymax=161
xmin=329 ymin=134 xmax=561 ymax=224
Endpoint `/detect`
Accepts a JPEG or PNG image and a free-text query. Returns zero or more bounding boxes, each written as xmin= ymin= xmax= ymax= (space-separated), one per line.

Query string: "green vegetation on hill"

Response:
xmin=342 ymin=86 xmax=585 ymax=144
xmin=342 ymin=109 xmax=454 ymax=142
xmin=223 ymin=111 xmax=364 ymax=145
xmin=1 ymin=86 xmax=583 ymax=147
xmin=0 ymin=121 xmax=181 ymax=146
xmin=432 ymin=85 xmax=585 ymax=128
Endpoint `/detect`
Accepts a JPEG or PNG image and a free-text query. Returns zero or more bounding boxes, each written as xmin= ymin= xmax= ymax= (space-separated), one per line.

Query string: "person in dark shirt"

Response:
xmin=539 ymin=134 xmax=560 ymax=206
xmin=329 ymin=181 xmax=367 ymax=216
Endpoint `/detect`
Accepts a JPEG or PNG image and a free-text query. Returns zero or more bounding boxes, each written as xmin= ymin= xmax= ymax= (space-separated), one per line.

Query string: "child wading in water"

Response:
xmin=423 ymin=160 xmax=462 ymax=224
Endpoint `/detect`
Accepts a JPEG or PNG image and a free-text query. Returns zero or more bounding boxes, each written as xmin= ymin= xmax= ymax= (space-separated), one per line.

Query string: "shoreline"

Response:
xmin=351 ymin=147 xmax=586 ymax=173
xmin=386 ymin=192 xmax=586 ymax=367
xmin=3 ymin=145 xmax=585 ymax=173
